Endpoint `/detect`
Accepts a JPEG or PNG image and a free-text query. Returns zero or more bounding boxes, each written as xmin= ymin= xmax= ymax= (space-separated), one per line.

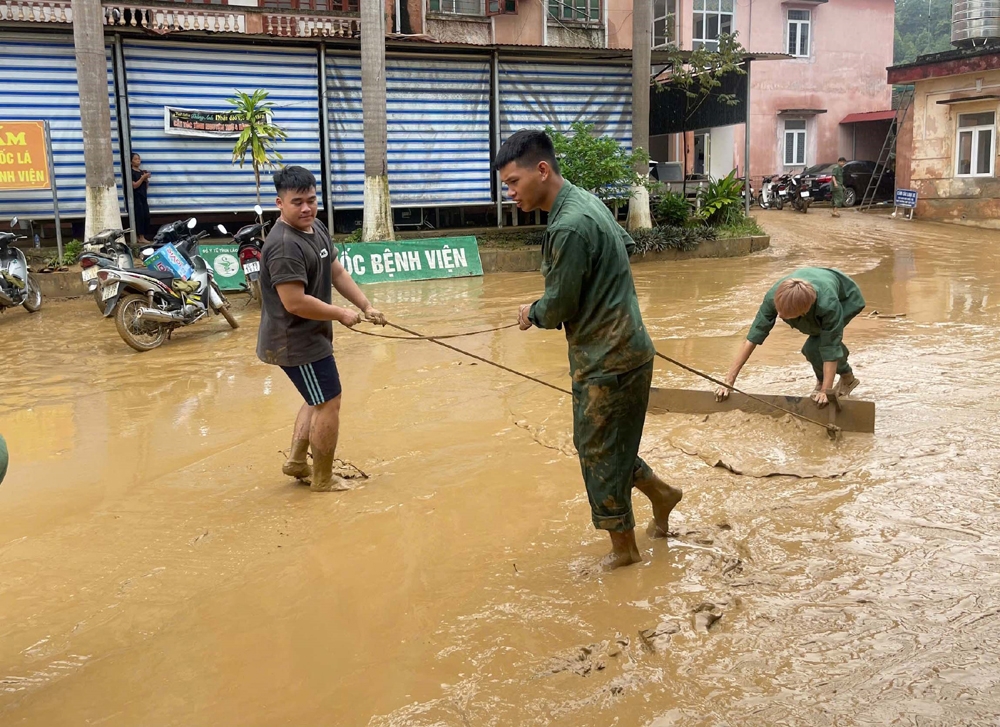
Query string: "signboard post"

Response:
xmin=337 ymin=237 xmax=484 ymax=285
xmin=0 ymin=120 xmax=62 ymax=259
xmin=892 ymin=188 xmax=918 ymax=221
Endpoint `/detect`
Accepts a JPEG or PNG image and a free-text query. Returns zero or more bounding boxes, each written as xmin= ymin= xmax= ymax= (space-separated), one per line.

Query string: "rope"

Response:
xmin=349 ymin=320 xmax=837 ymax=435
xmin=379 ymin=321 xmax=572 ymax=397
xmin=348 ymin=322 xmax=519 ymax=341
xmin=653 ymin=352 xmax=839 ymax=436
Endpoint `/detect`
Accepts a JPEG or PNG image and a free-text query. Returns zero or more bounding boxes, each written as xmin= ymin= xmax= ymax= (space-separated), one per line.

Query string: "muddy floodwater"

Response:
xmin=2 ymin=211 xmax=1000 ymax=726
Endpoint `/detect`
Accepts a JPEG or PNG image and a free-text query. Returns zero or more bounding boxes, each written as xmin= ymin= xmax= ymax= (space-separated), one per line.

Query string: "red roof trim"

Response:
xmin=840 ymin=110 xmax=897 ymax=124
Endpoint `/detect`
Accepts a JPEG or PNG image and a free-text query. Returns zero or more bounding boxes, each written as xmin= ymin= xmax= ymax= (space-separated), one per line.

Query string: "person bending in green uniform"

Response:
xmin=717 ymin=267 xmax=865 ymax=407
xmin=494 ymin=130 xmax=683 ymax=570
xmin=0 ymin=434 xmax=7 ymax=486
xmin=831 ymin=157 xmax=846 ymax=218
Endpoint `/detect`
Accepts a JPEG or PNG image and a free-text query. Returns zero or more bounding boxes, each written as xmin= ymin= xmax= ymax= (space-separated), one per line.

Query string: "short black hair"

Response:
xmin=838 ymin=157 xmax=847 ymax=162
xmin=493 ymin=129 xmax=560 ymax=174
xmin=274 ymin=166 xmax=316 ymax=195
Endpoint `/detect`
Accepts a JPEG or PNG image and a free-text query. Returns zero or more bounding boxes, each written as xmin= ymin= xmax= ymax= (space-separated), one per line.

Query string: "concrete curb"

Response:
xmin=480 ymin=235 xmax=770 ymax=274
xmin=34 ymin=236 xmax=770 ymax=298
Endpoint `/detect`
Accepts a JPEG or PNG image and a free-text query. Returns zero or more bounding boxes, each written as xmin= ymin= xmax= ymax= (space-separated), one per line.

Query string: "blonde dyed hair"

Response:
xmin=774 ymin=278 xmax=817 ymax=319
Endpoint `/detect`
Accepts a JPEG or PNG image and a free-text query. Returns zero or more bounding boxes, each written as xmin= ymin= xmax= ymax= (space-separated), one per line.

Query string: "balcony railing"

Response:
xmin=259 ymin=0 xmax=358 ymax=10
xmin=103 ymin=4 xmax=247 ymax=33
xmin=262 ymin=12 xmax=358 ymax=37
xmin=0 ymin=0 xmax=72 ymax=23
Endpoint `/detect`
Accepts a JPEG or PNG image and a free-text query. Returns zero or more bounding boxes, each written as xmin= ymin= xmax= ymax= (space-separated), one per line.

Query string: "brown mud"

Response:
xmin=2 ymin=211 xmax=999 ymax=725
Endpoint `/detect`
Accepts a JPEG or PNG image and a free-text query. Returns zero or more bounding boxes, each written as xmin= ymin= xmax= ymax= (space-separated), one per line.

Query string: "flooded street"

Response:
xmin=2 ymin=210 xmax=999 ymax=726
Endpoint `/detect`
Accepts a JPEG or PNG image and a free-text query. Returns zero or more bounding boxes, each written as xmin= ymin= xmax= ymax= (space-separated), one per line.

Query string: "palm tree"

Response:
xmin=228 ymin=89 xmax=288 ymax=204
xmin=72 ymin=0 xmax=122 ymax=240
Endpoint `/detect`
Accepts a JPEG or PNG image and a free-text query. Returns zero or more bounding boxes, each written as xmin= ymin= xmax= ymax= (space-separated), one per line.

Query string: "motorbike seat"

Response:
xmin=126 ymin=267 xmax=175 ymax=281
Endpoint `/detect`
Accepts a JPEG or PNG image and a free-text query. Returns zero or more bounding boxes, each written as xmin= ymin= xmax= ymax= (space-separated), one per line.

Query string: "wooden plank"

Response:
xmin=647 ymin=388 xmax=876 ymax=434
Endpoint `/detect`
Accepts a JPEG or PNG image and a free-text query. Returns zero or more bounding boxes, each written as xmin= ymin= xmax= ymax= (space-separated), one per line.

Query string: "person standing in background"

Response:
xmin=830 ymin=157 xmax=847 ymax=218
xmin=130 ymin=153 xmax=152 ymax=243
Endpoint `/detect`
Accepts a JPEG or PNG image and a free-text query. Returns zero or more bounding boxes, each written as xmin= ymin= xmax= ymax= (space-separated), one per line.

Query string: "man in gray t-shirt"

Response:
xmin=256 ymin=166 xmax=386 ymax=492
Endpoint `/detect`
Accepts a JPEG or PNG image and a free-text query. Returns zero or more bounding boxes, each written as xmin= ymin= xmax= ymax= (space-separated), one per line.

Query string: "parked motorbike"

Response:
xmin=757 ymin=174 xmax=782 ymax=210
xmin=95 ymin=218 xmax=239 ymax=352
xmin=80 ymin=228 xmax=135 ymax=312
xmin=785 ymin=173 xmax=812 ymax=213
xmin=232 ymin=205 xmax=268 ymax=303
xmin=0 ymin=218 xmax=43 ymax=315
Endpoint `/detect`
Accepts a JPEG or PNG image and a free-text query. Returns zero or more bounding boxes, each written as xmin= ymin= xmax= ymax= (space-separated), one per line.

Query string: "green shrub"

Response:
xmin=343 ymin=228 xmax=363 ymax=243
xmin=652 ymin=190 xmax=690 ymax=227
xmin=629 ymin=225 xmax=715 ymax=256
xmin=546 ymin=122 xmax=648 ymax=205
xmin=62 ymin=239 xmax=83 ymax=265
xmin=696 ymin=170 xmax=744 ymax=227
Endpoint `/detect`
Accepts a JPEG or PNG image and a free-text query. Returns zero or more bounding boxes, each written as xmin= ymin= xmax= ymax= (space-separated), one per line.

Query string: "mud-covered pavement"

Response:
xmin=2 ymin=211 xmax=999 ymax=726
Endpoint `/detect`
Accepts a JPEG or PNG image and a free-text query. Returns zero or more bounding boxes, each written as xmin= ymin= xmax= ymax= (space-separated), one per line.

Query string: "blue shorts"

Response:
xmin=280 ymin=355 xmax=342 ymax=406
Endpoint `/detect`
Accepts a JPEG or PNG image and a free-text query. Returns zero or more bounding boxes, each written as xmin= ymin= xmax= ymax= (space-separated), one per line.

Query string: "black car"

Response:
xmin=805 ymin=160 xmax=895 ymax=206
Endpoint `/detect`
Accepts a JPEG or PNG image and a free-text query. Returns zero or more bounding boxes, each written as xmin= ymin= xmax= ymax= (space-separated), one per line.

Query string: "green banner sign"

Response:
xmin=338 ymin=236 xmax=483 ymax=284
xmin=198 ymin=244 xmax=245 ymax=291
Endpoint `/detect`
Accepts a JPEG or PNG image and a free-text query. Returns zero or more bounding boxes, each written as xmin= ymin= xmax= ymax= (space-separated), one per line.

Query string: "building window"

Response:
xmin=430 ymin=0 xmax=484 ymax=15
xmin=784 ymin=119 xmax=807 ymax=166
xmin=956 ymin=111 xmax=996 ymax=177
xmin=653 ymin=0 xmax=677 ymax=48
xmin=548 ymin=0 xmax=600 ymax=23
xmin=787 ymin=9 xmax=810 ymax=57
xmin=692 ymin=0 xmax=734 ymax=51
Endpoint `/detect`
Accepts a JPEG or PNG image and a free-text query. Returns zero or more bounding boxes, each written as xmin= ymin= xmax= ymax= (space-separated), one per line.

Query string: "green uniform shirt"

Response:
xmin=528 ymin=181 xmax=655 ymax=382
xmin=831 ymin=164 xmax=845 ymax=189
xmin=0 ymin=434 xmax=7 ymax=486
xmin=747 ymin=267 xmax=866 ymax=362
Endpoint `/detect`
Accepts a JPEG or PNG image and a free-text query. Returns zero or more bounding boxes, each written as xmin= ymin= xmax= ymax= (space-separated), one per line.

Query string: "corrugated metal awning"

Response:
xmin=840 ymin=110 xmax=897 ymax=124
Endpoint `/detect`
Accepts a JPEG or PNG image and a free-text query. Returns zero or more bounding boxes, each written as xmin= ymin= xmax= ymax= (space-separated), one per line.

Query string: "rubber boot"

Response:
xmin=309 ymin=450 xmax=351 ymax=493
xmin=282 ymin=438 xmax=311 ymax=481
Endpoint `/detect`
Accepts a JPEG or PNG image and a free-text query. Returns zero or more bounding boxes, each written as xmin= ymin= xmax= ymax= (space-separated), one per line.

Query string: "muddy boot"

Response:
xmin=634 ymin=470 xmax=683 ymax=539
xmin=309 ymin=450 xmax=351 ymax=493
xmin=282 ymin=438 xmax=311 ymax=481
xmin=601 ymin=529 xmax=642 ymax=570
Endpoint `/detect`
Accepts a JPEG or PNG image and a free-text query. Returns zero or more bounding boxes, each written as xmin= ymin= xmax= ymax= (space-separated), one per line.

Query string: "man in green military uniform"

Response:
xmin=0 ymin=434 xmax=8 ymax=486
xmin=831 ymin=157 xmax=847 ymax=217
xmin=494 ymin=129 xmax=682 ymax=570
xmin=716 ymin=267 xmax=865 ymax=406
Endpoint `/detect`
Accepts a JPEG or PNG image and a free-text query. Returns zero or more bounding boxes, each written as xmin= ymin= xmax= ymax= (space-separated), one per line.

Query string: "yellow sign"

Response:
xmin=0 ymin=121 xmax=50 ymax=191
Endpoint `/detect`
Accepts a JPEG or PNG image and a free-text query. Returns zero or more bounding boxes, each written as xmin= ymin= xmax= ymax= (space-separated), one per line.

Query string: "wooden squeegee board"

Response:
xmin=647 ymin=388 xmax=876 ymax=434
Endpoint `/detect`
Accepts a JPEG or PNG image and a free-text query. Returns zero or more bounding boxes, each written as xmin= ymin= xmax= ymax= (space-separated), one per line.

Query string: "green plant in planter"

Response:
xmin=696 ymin=169 xmax=744 ymax=227
xmin=653 ymin=189 xmax=690 ymax=227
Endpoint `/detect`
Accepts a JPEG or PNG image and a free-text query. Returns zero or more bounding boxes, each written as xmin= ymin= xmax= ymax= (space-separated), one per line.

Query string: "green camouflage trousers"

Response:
xmin=832 ymin=186 xmax=845 ymax=209
xmin=571 ymin=359 xmax=654 ymax=533
xmin=801 ymin=338 xmax=852 ymax=382
xmin=0 ymin=434 xmax=7 ymax=486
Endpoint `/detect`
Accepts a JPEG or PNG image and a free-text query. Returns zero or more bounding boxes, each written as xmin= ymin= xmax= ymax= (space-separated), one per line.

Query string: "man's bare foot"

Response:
xmin=282 ymin=439 xmax=311 ymax=481
xmin=309 ymin=451 xmax=351 ymax=492
xmin=601 ymin=529 xmax=642 ymax=570
xmin=634 ymin=472 xmax=683 ymax=538
xmin=310 ymin=474 xmax=351 ymax=492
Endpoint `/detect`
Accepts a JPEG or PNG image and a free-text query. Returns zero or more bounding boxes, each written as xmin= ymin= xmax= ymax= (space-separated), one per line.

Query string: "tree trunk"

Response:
xmin=72 ymin=0 xmax=121 ymax=240
xmin=626 ymin=0 xmax=653 ymax=232
xmin=361 ymin=1 xmax=394 ymax=242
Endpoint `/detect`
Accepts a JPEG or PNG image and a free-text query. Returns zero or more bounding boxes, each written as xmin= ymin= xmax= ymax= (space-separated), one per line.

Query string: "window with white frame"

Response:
xmin=548 ymin=0 xmax=600 ymax=22
xmin=693 ymin=0 xmax=734 ymax=52
xmin=956 ymin=111 xmax=996 ymax=177
xmin=429 ymin=0 xmax=484 ymax=14
xmin=784 ymin=119 xmax=807 ymax=166
xmin=653 ymin=0 xmax=677 ymax=48
xmin=787 ymin=9 xmax=811 ymax=57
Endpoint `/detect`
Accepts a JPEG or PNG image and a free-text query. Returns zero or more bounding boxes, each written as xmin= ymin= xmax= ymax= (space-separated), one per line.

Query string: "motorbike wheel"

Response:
xmin=249 ymin=278 xmax=262 ymax=304
xmin=22 ymin=274 xmax=42 ymax=313
xmin=801 ymin=201 xmax=810 ymax=214
xmin=212 ymin=285 xmax=240 ymax=330
xmin=774 ymin=196 xmax=784 ymax=211
xmin=115 ymin=294 xmax=167 ymax=352
xmin=756 ymin=193 xmax=766 ymax=210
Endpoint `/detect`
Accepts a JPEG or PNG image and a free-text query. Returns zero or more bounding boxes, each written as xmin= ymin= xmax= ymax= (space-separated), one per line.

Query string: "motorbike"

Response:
xmin=757 ymin=174 xmax=782 ymax=210
xmin=785 ymin=173 xmax=812 ymax=213
xmin=0 ymin=217 xmax=43 ymax=315
xmin=80 ymin=228 xmax=135 ymax=312
xmin=95 ymin=218 xmax=239 ymax=352
xmin=232 ymin=205 xmax=268 ymax=303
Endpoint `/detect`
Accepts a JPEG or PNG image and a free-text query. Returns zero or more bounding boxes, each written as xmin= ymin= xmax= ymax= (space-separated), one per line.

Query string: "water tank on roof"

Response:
xmin=952 ymin=0 xmax=1000 ymax=48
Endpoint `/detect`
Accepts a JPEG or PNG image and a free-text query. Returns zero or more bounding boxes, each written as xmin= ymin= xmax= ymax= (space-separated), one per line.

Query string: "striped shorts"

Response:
xmin=280 ymin=355 xmax=343 ymax=406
